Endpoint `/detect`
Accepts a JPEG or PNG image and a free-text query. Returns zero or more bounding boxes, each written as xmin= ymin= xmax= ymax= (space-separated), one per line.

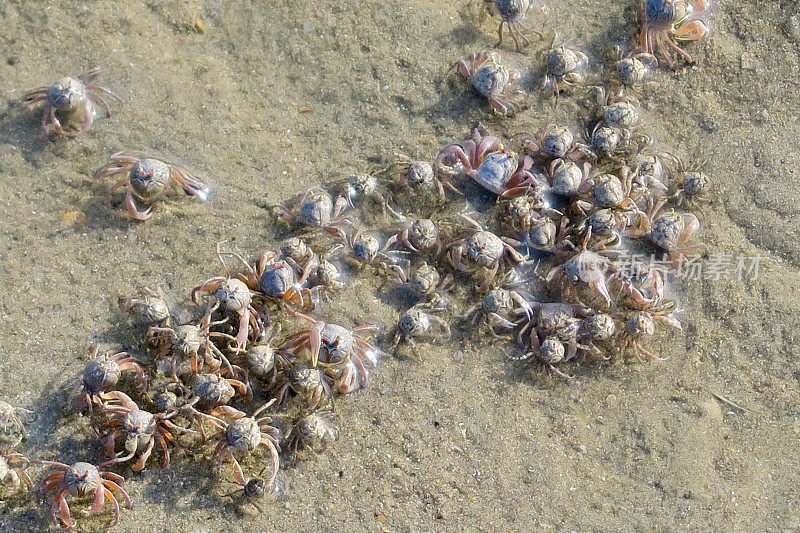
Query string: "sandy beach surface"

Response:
xmin=1 ymin=0 xmax=800 ymax=531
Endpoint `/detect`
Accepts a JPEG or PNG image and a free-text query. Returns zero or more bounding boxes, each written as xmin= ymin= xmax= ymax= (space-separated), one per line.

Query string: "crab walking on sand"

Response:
xmin=19 ymin=67 xmax=121 ymax=140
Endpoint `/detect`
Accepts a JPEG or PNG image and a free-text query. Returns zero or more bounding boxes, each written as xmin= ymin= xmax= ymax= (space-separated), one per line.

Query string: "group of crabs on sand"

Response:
xmin=5 ymin=0 xmax=712 ymax=529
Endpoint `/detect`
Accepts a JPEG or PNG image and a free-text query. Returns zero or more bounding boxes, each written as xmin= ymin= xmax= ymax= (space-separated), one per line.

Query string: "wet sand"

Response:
xmin=1 ymin=0 xmax=800 ymax=531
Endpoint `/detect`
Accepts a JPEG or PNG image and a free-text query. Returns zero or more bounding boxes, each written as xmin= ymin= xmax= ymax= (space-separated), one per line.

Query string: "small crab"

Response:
xmin=281 ymin=307 xmax=383 ymax=379
xmin=95 ymin=152 xmax=209 ymax=221
xmin=181 ymin=372 xmax=249 ymax=439
xmin=270 ymin=362 xmax=334 ymax=411
xmin=336 ymin=171 xmax=402 ymax=218
xmin=390 ymin=304 xmax=451 ymax=358
xmin=626 ymin=148 xmax=671 ymax=207
xmin=515 ymin=302 xmax=595 ymax=378
xmin=67 ymin=347 xmax=148 ymax=417
xmin=0 ymin=453 xmax=31 ymax=504
xmin=495 ymin=190 xmax=558 ymax=237
xmin=274 ymin=186 xmax=353 ymax=239
xmin=101 ymin=391 xmax=197 ymax=472
xmin=384 ymin=154 xmax=456 ymax=208
xmin=628 ymin=197 xmax=705 ymax=262
xmin=446 ymin=214 xmax=527 ymax=292
xmin=484 ymin=0 xmax=545 ymax=51
xmin=0 ymin=400 xmax=34 ymax=442
xmin=465 ymin=272 xmax=534 ymax=337
xmin=545 ymin=230 xmax=620 ymax=308
xmin=211 ymin=249 xmax=316 ymax=311
xmin=434 ymin=129 xmax=539 ymax=196
xmin=148 ymin=315 xmax=238 ymax=379
xmin=577 ymin=312 xmax=618 ymax=356
xmin=341 ymin=228 xmax=392 ymax=271
xmin=543 ymin=44 xmax=589 ymax=97
xmin=456 ymin=50 xmax=526 ymax=115
xmin=223 ymin=465 xmax=280 ymax=513
xmin=592 ymin=86 xmax=640 ymax=130
xmin=617 ymin=300 xmax=681 ymax=361
xmin=640 ymin=0 xmax=708 ymax=69
xmin=120 ymin=286 xmax=171 ymax=327
xmin=35 ymin=459 xmax=131 ymax=529
xmin=205 ymin=401 xmax=281 ymax=489
xmin=243 ymin=323 xmax=282 ymax=383
xmin=19 ymin=67 xmax=120 ymax=141
xmin=663 ymin=154 xmax=712 ymax=209
xmin=547 ymin=158 xmax=592 ymax=198
xmin=383 ymin=216 xmax=454 ymax=260
xmin=192 ymin=246 xmax=264 ymax=349
xmin=613 ymin=259 xmax=665 ymax=307
xmin=517 ymin=124 xmax=588 ymax=160
xmin=287 ymin=410 xmax=339 ymax=454
xmin=610 ymin=46 xmax=658 ymax=89
xmin=385 ymin=259 xmax=452 ymax=303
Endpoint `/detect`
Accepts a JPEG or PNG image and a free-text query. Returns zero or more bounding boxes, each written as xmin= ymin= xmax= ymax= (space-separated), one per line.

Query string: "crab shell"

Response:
xmin=466 ymin=231 xmax=506 ymax=266
xmin=130 ymin=159 xmax=172 ymax=202
xmin=65 ymin=463 xmax=101 ymax=497
xmin=399 ymin=308 xmax=430 ymax=337
xmin=471 ymin=62 xmax=512 ymax=99
xmin=194 ymin=374 xmax=235 ymax=409
xmin=47 ymin=77 xmax=89 ymax=110
xmin=215 ymin=278 xmax=252 ymax=313
xmin=122 ymin=410 xmax=157 ymax=454
xmin=299 ymin=192 xmax=334 ymax=226
xmin=551 ymin=159 xmax=584 ymax=196
xmin=226 ymin=417 xmax=262 ymax=452
xmin=539 ymin=336 xmax=566 ymax=364
xmin=319 ymin=324 xmax=354 ymax=364
xmin=83 ymin=359 xmax=121 ymax=394
xmin=258 ymin=260 xmax=296 ymax=297
xmin=471 ymin=151 xmax=519 ymax=195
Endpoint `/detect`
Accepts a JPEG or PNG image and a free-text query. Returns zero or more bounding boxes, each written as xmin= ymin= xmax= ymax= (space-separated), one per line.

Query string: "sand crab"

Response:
xmin=640 ymin=0 xmax=708 ymax=69
xmin=628 ymin=197 xmax=705 ymax=262
xmin=0 ymin=453 xmax=31 ymax=504
xmin=274 ymin=186 xmax=353 ymax=239
xmin=181 ymin=372 xmax=249 ymax=438
xmin=67 ymin=347 xmax=148 ymax=417
xmin=390 ymin=304 xmax=451 ymax=358
xmin=543 ymin=44 xmax=589 ymax=97
xmin=287 ymin=410 xmax=339 ymax=454
xmin=495 ymin=189 xmax=558 ymax=237
xmin=100 ymin=391 xmax=198 ymax=472
xmin=19 ymin=67 xmax=120 ymax=140
xmin=208 ymin=248 xmax=316 ymax=311
xmin=484 ymin=0 xmax=545 ymax=50
xmin=515 ymin=302 xmax=595 ymax=378
xmin=517 ymin=124 xmax=588 ymax=161
xmin=121 ymin=286 xmax=171 ymax=328
xmin=336 ymin=171 xmax=402 ymax=218
xmin=617 ymin=300 xmax=681 ymax=361
xmin=456 ymin=50 xmax=526 ymax=115
xmin=95 ymin=152 xmax=209 ymax=221
xmin=35 ymin=459 xmax=131 ymax=529
xmin=446 ymin=214 xmax=527 ymax=292
xmin=545 ymin=231 xmax=620 ymax=308
xmin=663 ymin=154 xmax=712 ymax=209
xmin=385 ymin=259 xmax=452 ymax=303
xmin=383 ymin=216 xmax=456 ymax=260
xmin=626 ymin=148 xmax=671 ymax=207
xmin=0 ymin=401 xmax=34 ymax=441
xmin=340 ymin=228 xmax=392 ymax=271
xmin=243 ymin=323 xmax=282 ymax=383
xmin=592 ymin=86 xmax=640 ymax=130
xmin=191 ymin=246 xmax=266 ymax=349
xmin=270 ymin=361 xmax=334 ymax=411
xmin=205 ymin=402 xmax=281 ymax=488
xmin=610 ymin=46 xmax=658 ymax=89
xmin=148 ymin=315 xmax=239 ymax=380
xmin=465 ymin=272 xmax=534 ymax=337
xmin=223 ymin=465 xmax=279 ymax=512
xmin=434 ymin=129 xmax=539 ymax=197
xmin=383 ymin=154 xmax=458 ymax=208
xmin=281 ymin=307 xmax=382 ymax=380
xmin=613 ymin=258 xmax=665 ymax=307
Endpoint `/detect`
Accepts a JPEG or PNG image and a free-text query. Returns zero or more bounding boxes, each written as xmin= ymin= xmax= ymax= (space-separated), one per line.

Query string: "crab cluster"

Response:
xmin=459 ymin=0 xmax=709 ymax=115
xmin=6 ymin=0 xmax=716 ymax=528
